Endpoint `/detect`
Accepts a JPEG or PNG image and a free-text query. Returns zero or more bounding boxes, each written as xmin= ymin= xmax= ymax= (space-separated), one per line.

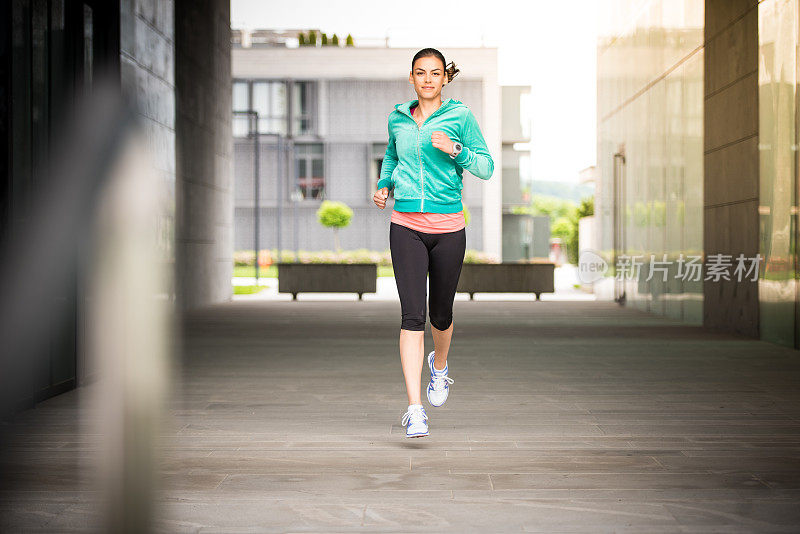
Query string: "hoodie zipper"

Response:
xmin=400 ymin=99 xmax=450 ymax=213
xmin=417 ymin=127 xmax=424 ymax=212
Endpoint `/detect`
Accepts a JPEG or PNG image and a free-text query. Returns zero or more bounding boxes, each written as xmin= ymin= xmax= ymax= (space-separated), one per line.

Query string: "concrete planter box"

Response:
xmin=278 ymin=262 xmax=378 ymax=300
xmin=457 ymin=262 xmax=556 ymax=300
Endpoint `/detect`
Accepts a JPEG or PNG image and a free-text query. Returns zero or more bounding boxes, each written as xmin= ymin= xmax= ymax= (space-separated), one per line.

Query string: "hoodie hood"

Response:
xmin=394 ymin=97 xmax=465 ymax=119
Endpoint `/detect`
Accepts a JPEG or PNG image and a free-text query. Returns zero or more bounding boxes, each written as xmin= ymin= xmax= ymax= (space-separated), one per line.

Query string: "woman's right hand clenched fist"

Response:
xmin=373 ymin=187 xmax=389 ymax=209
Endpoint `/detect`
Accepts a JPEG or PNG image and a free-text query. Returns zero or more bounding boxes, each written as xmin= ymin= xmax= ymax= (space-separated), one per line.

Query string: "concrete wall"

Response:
xmin=501 ymin=86 xmax=530 ymax=143
xmin=120 ymin=0 xmax=176 ymax=287
xmin=175 ymin=0 xmax=233 ymax=310
xmin=703 ymin=0 xmax=759 ymax=337
xmin=501 ymin=86 xmax=531 ymax=209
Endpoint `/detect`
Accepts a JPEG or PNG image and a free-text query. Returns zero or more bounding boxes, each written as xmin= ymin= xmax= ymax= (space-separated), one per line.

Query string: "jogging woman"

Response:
xmin=373 ymin=48 xmax=494 ymax=438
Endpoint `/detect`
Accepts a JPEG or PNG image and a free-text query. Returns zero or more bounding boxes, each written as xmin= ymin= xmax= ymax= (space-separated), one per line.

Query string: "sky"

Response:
xmin=231 ymin=0 xmax=598 ymax=184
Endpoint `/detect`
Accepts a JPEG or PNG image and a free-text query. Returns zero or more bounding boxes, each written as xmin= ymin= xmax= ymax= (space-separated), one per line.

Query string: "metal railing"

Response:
xmin=232 ymin=111 xmax=294 ymax=283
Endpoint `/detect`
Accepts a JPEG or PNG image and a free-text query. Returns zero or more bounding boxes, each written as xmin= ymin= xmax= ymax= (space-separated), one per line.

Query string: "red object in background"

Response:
xmin=258 ymin=250 xmax=272 ymax=267
xmin=549 ymin=239 xmax=564 ymax=266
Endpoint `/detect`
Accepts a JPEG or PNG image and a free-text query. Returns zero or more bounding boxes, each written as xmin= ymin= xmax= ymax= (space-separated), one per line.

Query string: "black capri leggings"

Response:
xmin=389 ymin=221 xmax=467 ymax=331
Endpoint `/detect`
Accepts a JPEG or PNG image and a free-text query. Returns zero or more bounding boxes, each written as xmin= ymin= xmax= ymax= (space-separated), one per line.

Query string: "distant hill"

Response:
xmin=528 ymin=180 xmax=595 ymax=204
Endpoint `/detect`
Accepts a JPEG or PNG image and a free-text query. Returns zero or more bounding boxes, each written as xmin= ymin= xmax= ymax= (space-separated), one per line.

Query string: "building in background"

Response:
xmin=230 ymin=34 xmax=503 ymax=259
xmin=501 ymin=85 xmax=547 ymax=261
xmin=596 ymin=1 xmax=704 ymax=323
xmin=596 ymin=0 xmax=800 ymax=349
xmin=578 ymin=165 xmax=598 ymax=290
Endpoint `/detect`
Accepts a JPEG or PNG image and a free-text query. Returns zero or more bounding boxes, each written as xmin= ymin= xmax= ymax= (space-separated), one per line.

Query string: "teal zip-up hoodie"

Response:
xmin=377 ymin=97 xmax=494 ymax=213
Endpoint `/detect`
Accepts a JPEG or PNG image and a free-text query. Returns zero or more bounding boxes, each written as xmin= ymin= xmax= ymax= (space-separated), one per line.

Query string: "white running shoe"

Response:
xmin=426 ymin=350 xmax=454 ymax=407
xmin=401 ymin=404 xmax=429 ymax=438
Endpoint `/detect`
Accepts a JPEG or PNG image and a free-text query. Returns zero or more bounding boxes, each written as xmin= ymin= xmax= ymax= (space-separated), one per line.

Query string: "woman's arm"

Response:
xmin=454 ymin=109 xmax=494 ymax=180
xmin=377 ymin=122 xmax=397 ymax=191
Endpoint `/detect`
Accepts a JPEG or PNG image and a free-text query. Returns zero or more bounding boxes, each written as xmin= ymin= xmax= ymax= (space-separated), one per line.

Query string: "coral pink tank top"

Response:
xmin=390 ymin=103 xmax=466 ymax=234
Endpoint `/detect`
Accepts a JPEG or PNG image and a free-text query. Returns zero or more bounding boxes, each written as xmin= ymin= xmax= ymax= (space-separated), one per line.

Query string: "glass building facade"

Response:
xmin=597 ymin=1 xmax=705 ymax=324
xmin=758 ymin=0 xmax=800 ymax=347
xmin=599 ymin=0 xmax=800 ymax=348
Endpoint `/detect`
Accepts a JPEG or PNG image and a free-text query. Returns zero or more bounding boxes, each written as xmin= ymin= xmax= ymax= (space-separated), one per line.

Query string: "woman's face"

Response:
xmin=408 ymin=56 xmax=447 ymax=100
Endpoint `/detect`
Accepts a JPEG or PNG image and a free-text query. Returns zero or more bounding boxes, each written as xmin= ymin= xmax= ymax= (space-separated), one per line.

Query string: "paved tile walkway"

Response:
xmin=3 ymin=299 xmax=800 ymax=532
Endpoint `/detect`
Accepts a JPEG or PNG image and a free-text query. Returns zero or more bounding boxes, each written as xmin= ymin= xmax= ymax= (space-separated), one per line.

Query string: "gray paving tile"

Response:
xmin=162 ymin=454 xmax=413 ymax=475
xmin=489 ymin=472 xmax=769 ymax=490
xmin=217 ymin=472 xmax=492 ymax=492
xmin=4 ymin=300 xmax=800 ymax=531
xmin=411 ymin=454 xmax=665 ymax=474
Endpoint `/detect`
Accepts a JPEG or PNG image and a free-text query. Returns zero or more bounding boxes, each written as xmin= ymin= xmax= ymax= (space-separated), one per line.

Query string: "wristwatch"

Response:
xmin=449 ymin=141 xmax=463 ymax=159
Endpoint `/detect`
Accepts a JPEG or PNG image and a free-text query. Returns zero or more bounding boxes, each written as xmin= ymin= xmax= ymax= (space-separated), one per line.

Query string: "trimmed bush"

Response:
xmin=317 ymin=200 xmax=354 ymax=253
xmin=233 ymin=248 xmax=496 ymax=267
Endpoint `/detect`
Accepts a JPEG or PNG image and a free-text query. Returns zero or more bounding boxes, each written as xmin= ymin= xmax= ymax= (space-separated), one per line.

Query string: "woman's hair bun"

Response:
xmin=445 ymin=61 xmax=460 ymax=83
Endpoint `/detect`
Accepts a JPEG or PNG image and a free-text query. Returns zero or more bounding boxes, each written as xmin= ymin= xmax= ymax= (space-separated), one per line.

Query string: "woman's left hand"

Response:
xmin=431 ymin=131 xmax=455 ymax=155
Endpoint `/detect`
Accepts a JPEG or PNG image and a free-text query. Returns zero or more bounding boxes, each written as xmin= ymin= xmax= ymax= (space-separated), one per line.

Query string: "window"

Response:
xmin=370 ymin=142 xmax=389 ymax=199
xmin=233 ymin=82 xmax=249 ymax=111
xmin=252 ymin=81 xmax=287 ymax=135
xmin=231 ymin=79 xmax=317 ymax=137
xmin=232 ymin=81 xmax=250 ymax=137
xmin=294 ymin=143 xmax=324 ymax=200
xmin=292 ymin=81 xmax=315 ymax=135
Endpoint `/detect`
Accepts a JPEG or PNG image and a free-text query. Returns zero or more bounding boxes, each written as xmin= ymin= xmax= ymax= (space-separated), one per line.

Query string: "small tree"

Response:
xmin=552 ymin=216 xmax=575 ymax=263
xmin=346 ymin=33 xmax=354 ymax=46
xmin=308 ymin=30 xmax=317 ymax=47
xmin=572 ymin=195 xmax=595 ymax=264
xmin=298 ymin=32 xmax=306 ymax=46
xmin=317 ymin=200 xmax=353 ymax=254
xmin=577 ymin=196 xmax=594 ymax=218
xmin=331 ymin=33 xmax=339 ymax=46
xmin=321 ymin=32 xmax=328 ymax=45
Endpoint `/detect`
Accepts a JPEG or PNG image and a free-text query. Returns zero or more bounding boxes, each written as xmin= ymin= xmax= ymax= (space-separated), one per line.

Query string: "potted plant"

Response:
xmin=457 ymin=259 xmax=556 ymax=300
xmin=456 ymin=205 xmax=555 ymax=300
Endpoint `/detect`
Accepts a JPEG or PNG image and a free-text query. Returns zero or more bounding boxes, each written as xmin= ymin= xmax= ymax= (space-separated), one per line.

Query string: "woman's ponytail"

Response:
xmin=445 ymin=61 xmax=460 ymax=83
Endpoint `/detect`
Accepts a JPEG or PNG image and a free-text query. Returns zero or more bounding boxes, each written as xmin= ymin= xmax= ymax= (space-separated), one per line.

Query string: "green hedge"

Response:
xmin=234 ymin=248 xmax=501 ymax=267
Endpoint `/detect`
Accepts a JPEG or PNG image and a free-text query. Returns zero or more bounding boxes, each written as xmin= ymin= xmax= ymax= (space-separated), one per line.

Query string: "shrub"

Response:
xmin=464 ymin=249 xmax=500 ymax=264
xmin=317 ymin=200 xmax=354 ymax=253
xmin=234 ymin=250 xmax=255 ymax=267
xmin=233 ymin=248 xmax=496 ymax=266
